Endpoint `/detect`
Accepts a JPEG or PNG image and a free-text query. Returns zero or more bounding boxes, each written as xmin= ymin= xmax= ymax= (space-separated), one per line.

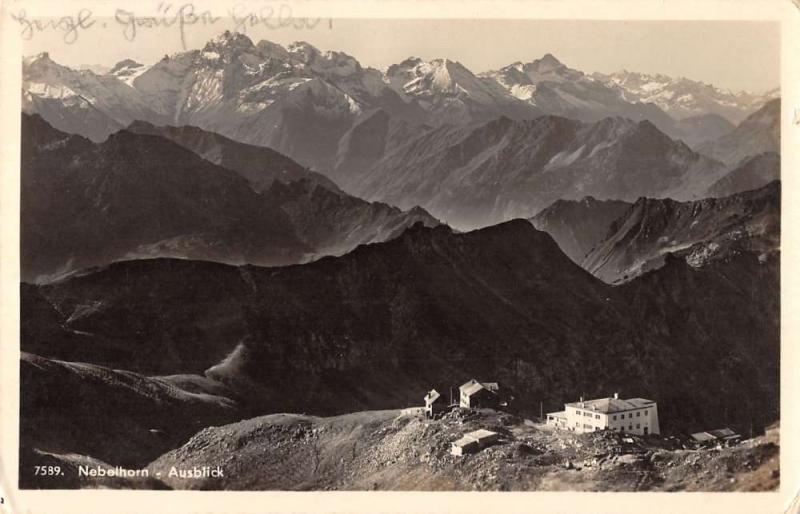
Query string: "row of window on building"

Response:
xmin=576 ymin=422 xmax=646 ymax=431
xmin=611 ymin=410 xmax=648 ymax=420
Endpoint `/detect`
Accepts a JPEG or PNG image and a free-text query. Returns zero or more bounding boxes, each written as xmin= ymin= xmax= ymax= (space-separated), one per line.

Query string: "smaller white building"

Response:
xmin=546 ymin=410 xmax=568 ymax=429
xmin=547 ymin=393 xmax=659 ymax=435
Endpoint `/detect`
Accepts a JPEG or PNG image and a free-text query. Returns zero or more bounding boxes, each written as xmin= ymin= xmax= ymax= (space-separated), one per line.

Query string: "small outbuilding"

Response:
xmin=546 ymin=410 xmax=568 ymax=429
xmin=450 ymin=429 xmax=500 ymax=456
xmin=691 ymin=428 xmax=741 ymax=446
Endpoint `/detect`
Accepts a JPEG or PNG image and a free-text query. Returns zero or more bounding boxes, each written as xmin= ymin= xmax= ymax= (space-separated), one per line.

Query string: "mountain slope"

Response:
xmin=331 ymin=108 xmax=428 ymax=188
xmin=21 ymin=114 xmax=438 ymax=282
xmin=582 ymin=181 xmax=780 ymax=283
xmin=22 ymin=220 xmax=779 ymax=443
xmin=22 ymin=91 xmax=124 ymax=143
xmin=22 ymin=52 xmax=164 ymax=141
xmin=671 ymin=113 xmax=735 ymax=147
xmin=146 ymin=409 xmax=779 ymax=491
xmin=704 ymin=152 xmax=780 ymax=198
xmin=20 ymin=352 xmax=243 ymax=470
xmin=530 ymin=197 xmax=632 ymax=264
xmin=352 ymin=115 xmax=726 ymax=229
xmin=697 ymin=99 xmax=780 ymax=165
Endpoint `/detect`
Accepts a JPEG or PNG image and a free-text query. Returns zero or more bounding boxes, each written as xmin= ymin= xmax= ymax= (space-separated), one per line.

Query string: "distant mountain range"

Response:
xmin=22 ymin=32 xmax=778 ymax=172
xmin=21 ymin=32 xmax=781 ymax=231
xmin=592 ymin=70 xmax=778 ymax=124
xmin=21 ymin=114 xmax=438 ymax=282
xmin=347 ymin=115 xmax=727 ymax=229
xmin=482 ymin=54 xmax=675 ymax=129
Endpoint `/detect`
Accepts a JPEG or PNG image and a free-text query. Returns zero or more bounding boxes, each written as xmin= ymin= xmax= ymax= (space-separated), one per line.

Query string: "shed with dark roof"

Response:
xmin=691 ymin=428 xmax=741 ymax=445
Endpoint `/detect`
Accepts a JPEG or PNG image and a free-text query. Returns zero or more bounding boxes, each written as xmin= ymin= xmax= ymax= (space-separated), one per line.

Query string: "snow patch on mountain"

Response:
xmin=593 ymin=70 xmax=778 ymax=123
xmin=544 ymin=145 xmax=585 ymax=171
xmin=108 ymin=59 xmax=149 ymax=86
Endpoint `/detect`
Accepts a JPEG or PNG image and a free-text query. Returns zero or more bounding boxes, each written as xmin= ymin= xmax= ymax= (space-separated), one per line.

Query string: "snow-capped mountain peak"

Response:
xmin=384 ymin=57 xmax=423 ymax=91
xmin=287 ymin=41 xmax=321 ymax=63
xmin=482 ymin=53 xmax=584 ymax=95
xmin=108 ymin=59 xmax=148 ymax=86
xmin=204 ymin=30 xmax=256 ymax=52
xmin=21 ymin=52 xmax=163 ymax=142
xmin=382 ymin=56 xmax=542 ymax=125
xmin=199 ymin=31 xmax=264 ymax=67
xmin=409 ymin=59 xmax=464 ymax=94
xmin=388 ymin=57 xmax=488 ymax=98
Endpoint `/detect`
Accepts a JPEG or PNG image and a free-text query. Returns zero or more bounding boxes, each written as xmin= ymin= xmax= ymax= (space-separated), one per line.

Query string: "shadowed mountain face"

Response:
xmin=21 ymin=114 xmax=438 ymax=282
xmin=582 ymin=181 xmax=780 ymax=283
xmin=266 ymin=180 xmax=439 ymax=257
xmin=21 ymin=114 xmax=309 ymax=282
xmin=124 ymin=121 xmax=340 ymax=192
xmin=347 ymin=115 xmax=726 ymax=229
xmin=22 ymin=220 xmax=779 ymax=467
xmin=530 ymin=197 xmax=632 ymax=264
xmin=697 ymin=99 xmax=780 ymax=166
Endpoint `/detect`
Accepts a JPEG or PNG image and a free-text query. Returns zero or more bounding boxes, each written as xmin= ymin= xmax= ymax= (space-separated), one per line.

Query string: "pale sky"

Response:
xmin=20 ymin=19 xmax=779 ymax=93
